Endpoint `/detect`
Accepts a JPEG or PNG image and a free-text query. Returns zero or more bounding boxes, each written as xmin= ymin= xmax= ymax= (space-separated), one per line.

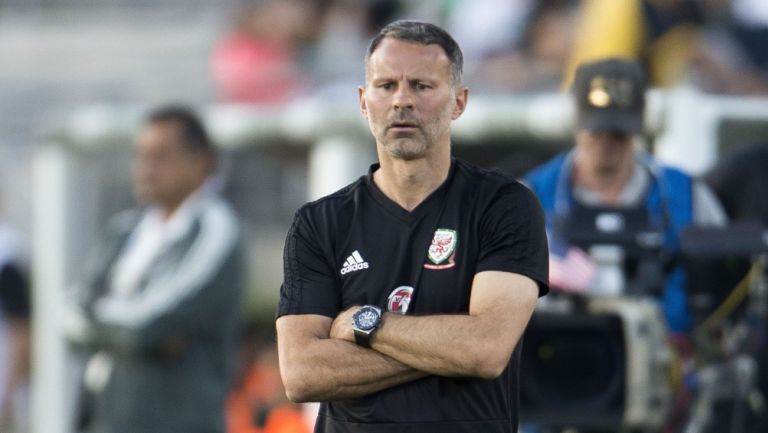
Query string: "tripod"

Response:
xmin=684 ymin=255 xmax=768 ymax=433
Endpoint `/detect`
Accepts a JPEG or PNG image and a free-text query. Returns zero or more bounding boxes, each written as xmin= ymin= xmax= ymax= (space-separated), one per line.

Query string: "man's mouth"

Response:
xmin=388 ymin=121 xmax=418 ymax=130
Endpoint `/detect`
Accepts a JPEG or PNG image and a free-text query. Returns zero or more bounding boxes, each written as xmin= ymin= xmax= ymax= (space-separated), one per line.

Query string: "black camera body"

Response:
xmin=521 ymin=297 xmax=674 ymax=432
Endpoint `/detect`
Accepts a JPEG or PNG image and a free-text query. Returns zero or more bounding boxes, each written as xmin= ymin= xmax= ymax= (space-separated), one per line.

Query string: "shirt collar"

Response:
xmin=138 ymin=178 xmax=217 ymax=243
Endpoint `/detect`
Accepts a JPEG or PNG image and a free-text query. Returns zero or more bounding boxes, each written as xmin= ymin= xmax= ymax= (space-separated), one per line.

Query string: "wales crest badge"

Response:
xmin=424 ymin=228 xmax=457 ymax=270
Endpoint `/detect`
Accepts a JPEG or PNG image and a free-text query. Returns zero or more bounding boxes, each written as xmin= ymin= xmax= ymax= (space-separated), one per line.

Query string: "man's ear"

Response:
xmin=452 ymin=86 xmax=469 ymax=120
xmin=358 ymin=86 xmax=368 ymax=119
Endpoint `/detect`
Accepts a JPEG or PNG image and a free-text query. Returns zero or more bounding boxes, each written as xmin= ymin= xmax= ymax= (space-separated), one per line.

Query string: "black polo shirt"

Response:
xmin=279 ymin=158 xmax=549 ymax=433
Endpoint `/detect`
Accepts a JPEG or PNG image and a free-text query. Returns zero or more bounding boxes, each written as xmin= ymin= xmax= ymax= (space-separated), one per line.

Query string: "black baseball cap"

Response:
xmin=572 ymin=58 xmax=646 ymax=134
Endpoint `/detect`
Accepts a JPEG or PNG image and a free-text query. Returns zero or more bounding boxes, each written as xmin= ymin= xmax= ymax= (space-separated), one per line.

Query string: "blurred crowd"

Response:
xmin=0 ymin=1 xmax=766 ymax=433
xmin=211 ymin=0 xmax=768 ymax=105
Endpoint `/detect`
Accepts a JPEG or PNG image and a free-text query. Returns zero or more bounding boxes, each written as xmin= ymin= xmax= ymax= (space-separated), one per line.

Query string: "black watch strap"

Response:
xmin=354 ymin=328 xmax=374 ymax=348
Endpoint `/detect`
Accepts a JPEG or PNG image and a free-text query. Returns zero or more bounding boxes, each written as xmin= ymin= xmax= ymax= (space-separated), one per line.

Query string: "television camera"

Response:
xmin=520 ymin=222 xmax=767 ymax=433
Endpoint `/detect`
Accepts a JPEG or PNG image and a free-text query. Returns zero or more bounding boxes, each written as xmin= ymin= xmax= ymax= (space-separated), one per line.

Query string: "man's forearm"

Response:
xmin=371 ymin=313 xmax=516 ymax=379
xmin=283 ymin=338 xmax=426 ymax=402
xmin=357 ymin=273 xmax=540 ymax=379
xmin=277 ymin=317 xmax=427 ymax=402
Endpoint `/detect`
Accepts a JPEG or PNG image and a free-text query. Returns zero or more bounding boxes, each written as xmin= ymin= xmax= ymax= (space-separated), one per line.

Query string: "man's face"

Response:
xmin=359 ymin=37 xmax=467 ymax=161
xmin=574 ymin=129 xmax=635 ymax=176
xmin=132 ymin=121 xmax=208 ymax=208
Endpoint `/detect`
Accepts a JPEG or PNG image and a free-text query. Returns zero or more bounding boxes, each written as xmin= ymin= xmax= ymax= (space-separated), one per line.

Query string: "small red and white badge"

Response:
xmin=424 ymin=228 xmax=457 ymax=270
xmin=387 ymin=286 xmax=414 ymax=314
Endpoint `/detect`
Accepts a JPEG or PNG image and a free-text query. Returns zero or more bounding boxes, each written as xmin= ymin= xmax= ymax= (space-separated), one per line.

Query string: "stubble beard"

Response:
xmin=378 ymin=114 xmax=443 ymax=161
xmin=384 ymin=131 xmax=430 ymax=161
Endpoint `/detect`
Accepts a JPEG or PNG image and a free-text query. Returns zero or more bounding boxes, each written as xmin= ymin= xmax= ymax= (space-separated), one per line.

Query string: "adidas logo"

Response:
xmin=340 ymin=250 xmax=369 ymax=275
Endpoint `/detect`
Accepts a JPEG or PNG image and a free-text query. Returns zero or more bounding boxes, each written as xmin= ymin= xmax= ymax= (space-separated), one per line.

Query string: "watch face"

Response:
xmin=354 ymin=307 xmax=380 ymax=331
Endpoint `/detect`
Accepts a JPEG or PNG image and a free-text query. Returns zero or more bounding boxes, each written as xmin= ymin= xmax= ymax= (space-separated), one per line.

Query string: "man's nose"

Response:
xmin=392 ymin=85 xmax=414 ymax=110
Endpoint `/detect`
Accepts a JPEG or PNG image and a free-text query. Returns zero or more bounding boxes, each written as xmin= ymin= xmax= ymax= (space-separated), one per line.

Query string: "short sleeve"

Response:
xmin=277 ymin=209 xmax=342 ymax=318
xmin=476 ymin=183 xmax=549 ymax=296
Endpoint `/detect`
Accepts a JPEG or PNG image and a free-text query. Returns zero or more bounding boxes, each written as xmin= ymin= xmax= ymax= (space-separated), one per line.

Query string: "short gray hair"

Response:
xmin=365 ymin=20 xmax=464 ymax=85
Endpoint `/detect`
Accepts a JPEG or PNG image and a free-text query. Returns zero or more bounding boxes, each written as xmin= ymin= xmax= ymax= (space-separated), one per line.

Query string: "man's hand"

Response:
xmin=330 ymin=305 xmax=359 ymax=342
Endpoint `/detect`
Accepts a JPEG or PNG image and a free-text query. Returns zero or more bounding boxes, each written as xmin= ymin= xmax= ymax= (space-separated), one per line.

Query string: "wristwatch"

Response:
xmin=351 ymin=305 xmax=382 ymax=348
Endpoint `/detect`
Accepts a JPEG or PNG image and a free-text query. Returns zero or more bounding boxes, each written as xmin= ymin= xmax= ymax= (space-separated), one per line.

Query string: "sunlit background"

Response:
xmin=1 ymin=1 xmax=767 ymax=432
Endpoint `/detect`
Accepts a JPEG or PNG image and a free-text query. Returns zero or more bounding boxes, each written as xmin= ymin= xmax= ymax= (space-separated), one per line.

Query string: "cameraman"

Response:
xmin=525 ymin=57 xmax=726 ymax=334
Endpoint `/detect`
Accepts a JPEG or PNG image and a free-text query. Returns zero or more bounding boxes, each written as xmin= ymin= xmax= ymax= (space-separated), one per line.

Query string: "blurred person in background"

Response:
xmin=276 ymin=20 xmax=548 ymax=433
xmin=692 ymin=0 xmax=768 ymax=94
xmin=449 ymin=0 xmax=580 ymax=94
xmin=525 ymin=57 xmax=727 ymax=432
xmin=446 ymin=0 xmax=534 ymax=66
xmin=0 ymin=212 xmax=30 ymax=433
xmin=310 ymin=0 xmax=402 ymax=93
xmin=525 ymin=58 xmax=726 ymax=332
xmin=565 ymin=0 xmax=768 ymax=94
xmin=63 ymin=105 xmax=245 ymax=433
xmin=565 ymin=0 xmax=687 ymax=86
xmin=211 ymin=0 xmax=323 ymax=104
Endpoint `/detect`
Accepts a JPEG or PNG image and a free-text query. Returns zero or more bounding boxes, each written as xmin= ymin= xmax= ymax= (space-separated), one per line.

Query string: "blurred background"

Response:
xmin=1 ymin=0 xmax=768 ymax=432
